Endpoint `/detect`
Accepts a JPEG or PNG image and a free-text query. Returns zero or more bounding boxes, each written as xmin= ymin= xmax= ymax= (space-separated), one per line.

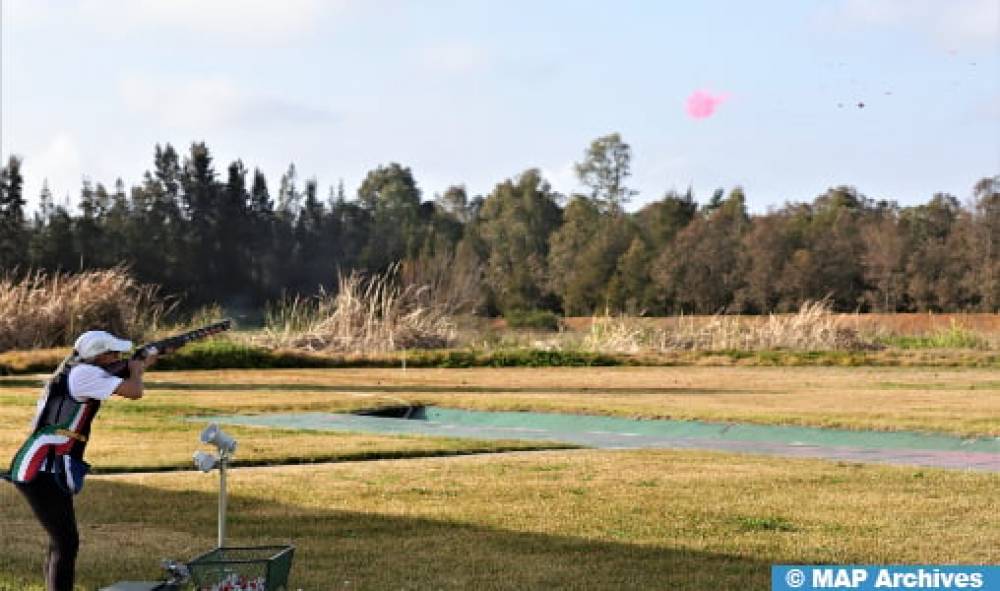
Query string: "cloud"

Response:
xmin=417 ymin=42 xmax=492 ymax=74
xmin=685 ymin=90 xmax=730 ymax=119
xmin=540 ymin=161 xmax=579 ymax=197
xmin=119 ymin=76 xmax=336 ymax=131
xmin=240 ymin=98 xmax=338 ymax=128
xmin=3 ymin=0 xmax=61 ymax=28
xmin=121 ymin=77 xmax=242 ymax=129
xmin=8 ymin=0 xmax=351 ymax=43
xmin=832 ymin=0 xmax=998 ymax=48
xmin=979 ymin=94 xmax=1000 ymax=120
xmin=21 ymin=133 xmax=85 ymax=209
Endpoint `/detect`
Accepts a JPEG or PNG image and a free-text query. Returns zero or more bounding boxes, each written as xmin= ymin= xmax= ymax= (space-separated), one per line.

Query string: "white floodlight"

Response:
xmin=192 ymin=451 xmax=219 ymax=473
xmin=200 ymin=423 xmax=237 ymax=454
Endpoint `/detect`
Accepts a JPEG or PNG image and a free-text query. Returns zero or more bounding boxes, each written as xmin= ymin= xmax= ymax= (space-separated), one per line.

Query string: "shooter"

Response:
xmin=5 ymin=320 xmax=231 ymax=591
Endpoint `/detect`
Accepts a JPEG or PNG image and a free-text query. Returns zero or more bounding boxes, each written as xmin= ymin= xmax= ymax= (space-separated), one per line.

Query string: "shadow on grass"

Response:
xmin=1 ymin=478 xmax=774 ymax=591
xmin=89 ymin=446 xmax=581 ymax=476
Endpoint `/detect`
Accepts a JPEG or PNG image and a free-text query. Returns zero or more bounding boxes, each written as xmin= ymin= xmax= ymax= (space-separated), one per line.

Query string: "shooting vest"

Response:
xmin=9 ymin=357 xmax=102 ymax=485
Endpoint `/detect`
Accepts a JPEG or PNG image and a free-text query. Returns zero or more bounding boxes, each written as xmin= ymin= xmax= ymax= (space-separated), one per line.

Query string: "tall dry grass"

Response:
xmin=261 ymin=264 xmax=461 ymax=353
xmin=399 ymin=246 xmax=482 ymax=317
xmin=583 ymin=300 xmax=871 ymax=353
xmin=0 ymin=268 xmax=170 ymax=352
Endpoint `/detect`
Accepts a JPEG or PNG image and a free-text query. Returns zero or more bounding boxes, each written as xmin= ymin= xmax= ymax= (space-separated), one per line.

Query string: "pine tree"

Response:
xmin=75 ymin=179 xmax=105 ymax=268
xmin=330 ymin=184 xmax=369 ymax=275
xmin=218 ymin=160 xmax=253 ymax=304
xmin=0 ymin=156 xmax=28 ymax=270
xmin=271 ymin=164 xmax=300 ymax=293
xmin=29 ymin=180 xmax=56 ymax=268
xmin=292 ymin=178 xmax=334 ymax=292
xmin=143 ymin=145 xmax=186 ymax=292
xmin=180 ymin=143 xmax=222 ymax=303
xmin=357 ymin=163 xmax=425 ymax=270
xmin=247 ymin=168 xmax=276 ymax=298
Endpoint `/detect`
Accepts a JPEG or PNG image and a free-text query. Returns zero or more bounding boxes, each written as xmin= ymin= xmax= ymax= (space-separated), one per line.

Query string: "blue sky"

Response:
xmin=2 ymin=0 xmax=997 ymax=213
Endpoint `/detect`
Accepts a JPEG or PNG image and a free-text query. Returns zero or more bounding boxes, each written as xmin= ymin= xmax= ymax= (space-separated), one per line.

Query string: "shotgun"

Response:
xmin=102 ymin=319 xmax=232 ymax=378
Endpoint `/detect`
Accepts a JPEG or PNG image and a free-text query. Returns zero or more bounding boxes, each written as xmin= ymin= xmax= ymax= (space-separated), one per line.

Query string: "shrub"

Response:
xmin=504 ymin=309 xmax=561 ymax=331
xmin=879 ymin=321 xmax=987 ymax=350
xmin=483 ymin=348 xmax=618 ymax=367
xmin=153 ymin=340 xmax=281 ymax=370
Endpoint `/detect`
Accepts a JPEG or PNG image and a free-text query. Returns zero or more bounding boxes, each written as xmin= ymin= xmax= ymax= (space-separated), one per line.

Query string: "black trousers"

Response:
xmin=15 ymin=472 xmax=79 ymax=591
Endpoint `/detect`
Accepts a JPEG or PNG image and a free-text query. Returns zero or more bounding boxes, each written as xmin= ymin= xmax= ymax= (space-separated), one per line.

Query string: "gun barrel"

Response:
xmin=106 ymin=319 xmax=232 ymax=376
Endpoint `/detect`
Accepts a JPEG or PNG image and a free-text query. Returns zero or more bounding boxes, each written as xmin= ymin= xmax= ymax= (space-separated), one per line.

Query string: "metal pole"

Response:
xmin=218 ymin=453 xmax=228 ymax=548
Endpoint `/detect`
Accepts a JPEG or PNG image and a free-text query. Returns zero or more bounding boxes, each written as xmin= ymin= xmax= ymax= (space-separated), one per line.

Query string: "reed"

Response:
xmin=0 ymin=267 xmax=169 ymax=353
xmin=261 ymin=264 xmax=458 ymax=353
xmin=583 ymin=300 xmax=871 ymax=353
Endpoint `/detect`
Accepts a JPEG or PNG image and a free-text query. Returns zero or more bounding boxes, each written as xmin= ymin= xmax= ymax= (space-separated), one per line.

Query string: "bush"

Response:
xmin=879 ymin=321 xmax=987 ymax=350
xmin=153 ymin=339 xmax=337 ymax=370
xmin=504 ymin=309 xmax=561 ymax=331
xmin=483 ymin=348 xmax=617 ymax=367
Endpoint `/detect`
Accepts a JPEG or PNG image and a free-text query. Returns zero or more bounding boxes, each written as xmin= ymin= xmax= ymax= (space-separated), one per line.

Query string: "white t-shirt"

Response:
xmin=67 ymin=363 xmax=124 ymax=402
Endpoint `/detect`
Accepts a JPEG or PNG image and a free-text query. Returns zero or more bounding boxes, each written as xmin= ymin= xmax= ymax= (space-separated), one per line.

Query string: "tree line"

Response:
xmin=1 ymin=135 xmax=997 ymax=315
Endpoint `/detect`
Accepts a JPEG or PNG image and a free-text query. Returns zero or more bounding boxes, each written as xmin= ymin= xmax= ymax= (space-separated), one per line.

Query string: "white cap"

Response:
xmin=74 ymin=330 xmax=133 ymax=359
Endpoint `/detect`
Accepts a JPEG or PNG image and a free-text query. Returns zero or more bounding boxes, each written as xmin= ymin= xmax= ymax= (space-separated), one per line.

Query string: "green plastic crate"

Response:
xmin=187 ymin=546 xmax=294 ymax=591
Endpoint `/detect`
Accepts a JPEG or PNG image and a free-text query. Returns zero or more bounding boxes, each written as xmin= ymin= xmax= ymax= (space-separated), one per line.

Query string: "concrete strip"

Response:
xmin=192 ymin=409 xmax=1000 ymax=472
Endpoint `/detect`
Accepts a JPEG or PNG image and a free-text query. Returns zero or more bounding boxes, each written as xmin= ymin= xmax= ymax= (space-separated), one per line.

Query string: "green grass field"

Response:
xmin=1 ymin=367 xmax=997 ymax=590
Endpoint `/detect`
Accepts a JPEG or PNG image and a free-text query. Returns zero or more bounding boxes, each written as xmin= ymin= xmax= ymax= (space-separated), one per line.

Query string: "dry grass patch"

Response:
xmin=0 ymin=380 xmax=570 ymax=473
xmin=84 ymin=366 xmax=998 ymax=437
xmin=398 ymin=367 xmax=1000 ymax=437
xmin=1 ymin=366 xmax=996 ymax=589
xmin=2 ymin=364 xmax=996 ymax=473
xmin=0 ymin=450 xmax=995 ymax=590
xmin=0 ymin=268 xmax=169 ymax=352
xmin=259 ymin=265 xmax=461 ymax=354
xmin=583 ymin=302 xmax=878 ymax=354
xmin=563 ymin=312 xmax=1000 ymax=337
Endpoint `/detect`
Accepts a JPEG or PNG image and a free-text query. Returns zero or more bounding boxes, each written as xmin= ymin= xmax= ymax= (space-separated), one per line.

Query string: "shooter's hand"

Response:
xmin=127 ymin=358 xmax=146 ymax=377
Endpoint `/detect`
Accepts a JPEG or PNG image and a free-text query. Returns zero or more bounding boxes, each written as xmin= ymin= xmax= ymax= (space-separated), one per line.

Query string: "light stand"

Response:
xmin=99 ymin=422 xmax=237 ymax=591
xmin=104 ymin=422 xmax=294 ymax=590
xmin=194 ymin=423 xmax=238 ymax=548
xmin=217 ymin=448 xmax=229 ymax=547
